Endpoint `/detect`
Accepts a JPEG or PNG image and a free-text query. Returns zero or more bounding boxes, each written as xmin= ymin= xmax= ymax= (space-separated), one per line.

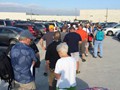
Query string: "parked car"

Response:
xmin=0 ymin=19 xmax=15 ymax=27
xmin=44 ymin=22 xmax=61 ymax=31
xmin=103 ymin=24 xmax=120 ymax=36
xmin=0 ymin=26 xmax=24 ymax=45
xmin=105 ymin=22 xmax=118 ymax=28
xmin=117 ymin=33 xmax=120 ymax=41
xmin=34 ymin=23 xmax=46 ymax=34
xmin=115 ymin=30 xmax=120 ymax=37
xmin=14 ymin=24 xmax=42 ymax=39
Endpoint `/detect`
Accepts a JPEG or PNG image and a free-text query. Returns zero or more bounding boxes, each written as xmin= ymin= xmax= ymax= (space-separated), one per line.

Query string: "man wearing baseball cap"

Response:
xmin=10 ymin=30 xmax=37 ymax=90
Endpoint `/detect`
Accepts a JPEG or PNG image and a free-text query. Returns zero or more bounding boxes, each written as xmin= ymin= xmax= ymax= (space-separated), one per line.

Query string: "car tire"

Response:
xmin=107 ymin=31 xmax=113 ymax=36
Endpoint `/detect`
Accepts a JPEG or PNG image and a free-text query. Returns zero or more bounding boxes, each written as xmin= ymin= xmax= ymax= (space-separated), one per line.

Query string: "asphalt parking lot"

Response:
xmin=0 ymin=36 xmax=120 ymax=90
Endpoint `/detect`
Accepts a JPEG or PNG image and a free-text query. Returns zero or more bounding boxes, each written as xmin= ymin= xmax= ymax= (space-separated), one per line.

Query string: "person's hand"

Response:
xmin=42 ymin=46 xmax=46 ymax=50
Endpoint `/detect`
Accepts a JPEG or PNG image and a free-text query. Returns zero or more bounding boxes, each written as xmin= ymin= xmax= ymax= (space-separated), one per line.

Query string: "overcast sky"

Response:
xmin=0 ymin=0 xmax=120 ymax=15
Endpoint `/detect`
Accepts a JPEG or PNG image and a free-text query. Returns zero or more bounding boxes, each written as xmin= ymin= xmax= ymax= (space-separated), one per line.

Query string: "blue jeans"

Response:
xmin=94 ymin=40 xmax=103 ymax=57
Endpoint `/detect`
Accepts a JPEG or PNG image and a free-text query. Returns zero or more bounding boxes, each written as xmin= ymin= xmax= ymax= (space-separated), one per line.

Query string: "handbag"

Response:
xmin=88 ymin=34 xmax=93 ymax=42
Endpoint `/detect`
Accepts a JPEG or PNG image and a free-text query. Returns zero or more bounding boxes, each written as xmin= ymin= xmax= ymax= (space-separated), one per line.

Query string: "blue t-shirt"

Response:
xmin=10 ymin=42 xmax=37 ymax=84
xmin=63 ymin=32 xmax=81 ymax=53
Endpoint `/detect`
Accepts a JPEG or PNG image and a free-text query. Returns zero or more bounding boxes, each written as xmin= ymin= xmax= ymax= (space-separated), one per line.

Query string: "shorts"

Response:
xmin=48 ymin=69 xmax=55 ymax=86
xmin=85 ymin=42 xmax=89 ymax=48
xmin=79 ymin=41 xmax=86 ymax=54
xmin=14 ymin=81 xmax=36 ymax=90
xmin=70 ymin=52 xmax=80 ymax=61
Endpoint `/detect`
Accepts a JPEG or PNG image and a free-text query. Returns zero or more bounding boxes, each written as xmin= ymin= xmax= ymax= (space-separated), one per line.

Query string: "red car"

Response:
xmin=14 ymin=24 xmax=41 ymax=39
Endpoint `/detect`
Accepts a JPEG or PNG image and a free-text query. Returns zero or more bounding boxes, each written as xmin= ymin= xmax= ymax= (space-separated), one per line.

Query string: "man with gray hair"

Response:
xmin=10 ymin=30 xmax=37 ymax=90
xmin=54 ymin=43 xmax=77 ymax=90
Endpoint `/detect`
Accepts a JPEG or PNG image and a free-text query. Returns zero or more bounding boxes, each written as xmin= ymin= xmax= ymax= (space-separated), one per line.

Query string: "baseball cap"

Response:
xmin=49 ymin=25 xmax=54 ymax=30
xmin=19 ymin=30 xmax=36 ymax=40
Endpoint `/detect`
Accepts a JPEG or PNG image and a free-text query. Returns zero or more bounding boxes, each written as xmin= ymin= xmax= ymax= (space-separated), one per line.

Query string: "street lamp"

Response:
xmin=74 ymin=8 xmax=77 ymax=20
xmin=105 ymin=8 xmax=108 ymax=22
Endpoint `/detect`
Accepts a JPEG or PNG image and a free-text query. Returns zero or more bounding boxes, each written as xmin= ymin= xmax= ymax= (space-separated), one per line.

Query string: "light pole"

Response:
xmin=31 ymin=9 xmax=32 ymax=20
xmin=75 ymin=8 xmax=77 ymax=20
xmin=105 ymin=8 xmax=108 ymax=22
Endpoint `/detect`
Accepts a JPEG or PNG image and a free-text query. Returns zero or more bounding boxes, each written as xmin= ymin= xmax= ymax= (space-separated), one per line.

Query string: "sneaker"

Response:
xmin=99 ymin=55 xmax=102 ymax=58
xmin=85 ymin=53 xmax=88 ymax=57
xmin=82 ymin=59 xmax=86 ymax=62
xmin=43 ymin=72 xmax=48 ymax=76
xmin=93 ymin=55 xmax=97 ymax=58
xmin=76 ymin=70 xmax=80 ymax=74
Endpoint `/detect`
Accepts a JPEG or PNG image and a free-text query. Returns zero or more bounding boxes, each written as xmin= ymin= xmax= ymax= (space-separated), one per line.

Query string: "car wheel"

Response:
xmin=10 ymin=39 xmax=17 ymax=45
xmin=107 ymin=31 xmax=113 ymax=36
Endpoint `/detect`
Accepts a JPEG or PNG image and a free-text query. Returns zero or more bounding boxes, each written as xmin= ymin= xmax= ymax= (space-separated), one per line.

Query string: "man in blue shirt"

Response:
xmin=10 ymin=30 xmax=37 ymax=90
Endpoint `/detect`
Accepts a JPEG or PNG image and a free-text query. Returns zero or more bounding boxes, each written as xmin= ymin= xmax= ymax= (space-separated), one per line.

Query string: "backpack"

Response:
xmin=0 ymin=52 xmax=14 ymax=90
xmin=96 ymin=30 xmax=104 ymax=41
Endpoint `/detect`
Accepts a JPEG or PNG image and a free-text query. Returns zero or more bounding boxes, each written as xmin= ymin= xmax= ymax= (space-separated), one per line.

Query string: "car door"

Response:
xmin=112 ymin=24 xmax=120 ymax=34
xmin=0 ymin=28 xmax=15 ymax=44
xmin=0 ymin=28 xmax=6 ymax=43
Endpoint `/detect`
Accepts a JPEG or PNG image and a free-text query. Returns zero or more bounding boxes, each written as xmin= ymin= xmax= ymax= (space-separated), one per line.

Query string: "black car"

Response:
xmin=34 ymin=23 xmax=46 ymax=34
xmin=0 ymin=19 xmax=15 ymax=26
xmin=117 ymin=33 xmax=120 ymax=41
xmin=0 ymin=26 xmax=24 ymax=45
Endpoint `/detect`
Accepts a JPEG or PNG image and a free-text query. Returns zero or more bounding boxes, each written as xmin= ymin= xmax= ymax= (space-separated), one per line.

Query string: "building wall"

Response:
xmin=0 ymin=10 xmax=120 ymax=22
xmin=0 ymin=12 xmax=26 ymax=20
xmin=26 ymin=15 xmax=76 ymax=21
xmin=80 ymin=9 xmax=120 ymax=22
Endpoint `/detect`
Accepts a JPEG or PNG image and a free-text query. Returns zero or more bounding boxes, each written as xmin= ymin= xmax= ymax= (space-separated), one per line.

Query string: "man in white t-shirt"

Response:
xmin=54 ymin=43 xmax=76 ymax=90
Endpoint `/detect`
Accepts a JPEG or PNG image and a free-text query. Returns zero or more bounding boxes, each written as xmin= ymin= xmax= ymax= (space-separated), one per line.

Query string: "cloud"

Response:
xmin=0 ymin=2 xmax=79 ymax=16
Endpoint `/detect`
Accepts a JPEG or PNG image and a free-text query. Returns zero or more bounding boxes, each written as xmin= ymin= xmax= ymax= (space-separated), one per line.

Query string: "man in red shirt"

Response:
xmin=76 ymin=25 xmax=88 ymax=62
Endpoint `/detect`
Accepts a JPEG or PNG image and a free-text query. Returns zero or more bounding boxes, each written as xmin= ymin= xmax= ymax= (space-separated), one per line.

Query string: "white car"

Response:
xmin=103 ymin=24 xmax=120 ymax=36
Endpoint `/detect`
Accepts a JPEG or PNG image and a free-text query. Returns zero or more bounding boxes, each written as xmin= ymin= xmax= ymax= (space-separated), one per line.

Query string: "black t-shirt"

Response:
xmin=45 ymin=41 xmax=61 ymax=69
xmin=63 ymin=32 xmax=81 ymax=53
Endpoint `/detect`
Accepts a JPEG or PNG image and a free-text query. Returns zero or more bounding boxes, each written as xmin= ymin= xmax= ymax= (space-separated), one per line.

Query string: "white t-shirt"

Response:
xmin=54 ymin=57 xmax=76 ymax=88
xmin=83 ymin=27 xmax=91 ymax=34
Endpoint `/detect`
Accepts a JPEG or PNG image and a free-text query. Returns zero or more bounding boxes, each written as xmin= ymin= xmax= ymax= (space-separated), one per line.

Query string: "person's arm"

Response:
xmin=79 ymin=41 xmax=82 ymax=44
xmin=39 ymin=38 xmax=46 ymax=50
xmin=93 ymin=30 xmax=97 ymax=39
xmin=54 ymin=73 xmax=61 ymax=80
xmin=103 ymin=31 xmax=106 ymax=39
xmin=54 ymin=61 xmax=61 ymax=80
xmin=46 ymin=60 xmax=50 ymax=71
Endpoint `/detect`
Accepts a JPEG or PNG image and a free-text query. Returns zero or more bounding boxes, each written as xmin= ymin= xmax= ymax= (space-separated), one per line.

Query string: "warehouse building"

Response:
xmin=0 ymin=9 xmax=120 ymax=22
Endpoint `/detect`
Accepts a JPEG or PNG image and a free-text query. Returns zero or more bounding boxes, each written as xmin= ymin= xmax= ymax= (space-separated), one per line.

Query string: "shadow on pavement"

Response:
xmin=76 ymin=77 xmax=89 ymax=90
xmin=112 ymin=36 xmax=120 ymax=42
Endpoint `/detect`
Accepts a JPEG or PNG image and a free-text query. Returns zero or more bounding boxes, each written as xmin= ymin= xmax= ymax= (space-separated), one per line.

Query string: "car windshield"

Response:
xmin=10 ymin=27 xmax=24 ymax=33
xmin=57 ymin=22 xmax=64 ymax=27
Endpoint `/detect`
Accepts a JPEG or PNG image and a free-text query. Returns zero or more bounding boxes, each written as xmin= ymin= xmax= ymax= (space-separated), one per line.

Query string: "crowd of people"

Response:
xmin=9 ymin=22 xmax=106 ymax=90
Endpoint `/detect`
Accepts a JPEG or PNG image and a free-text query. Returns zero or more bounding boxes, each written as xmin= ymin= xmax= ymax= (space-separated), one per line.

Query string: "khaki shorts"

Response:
xmin=79 ymin=41 xmax=86 ymax=54
xmin=70 ymin=52 xmax=80 ymax=61
xmin=48 ymin=69 xmax=55 ymax=86
xmin=14 ymin=81 xmax=36 ymax=90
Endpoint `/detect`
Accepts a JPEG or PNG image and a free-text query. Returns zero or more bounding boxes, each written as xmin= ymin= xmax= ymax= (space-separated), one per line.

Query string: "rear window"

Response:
xmin=0 ymin=21 xmax=4 ymax=25
xmin=10 ymin=27 xmax=24 ymax=33
xmin=15 ymin=25 xmax=28 ymax=30
xmin=5 ymin=21 xmax=12 ymax=26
